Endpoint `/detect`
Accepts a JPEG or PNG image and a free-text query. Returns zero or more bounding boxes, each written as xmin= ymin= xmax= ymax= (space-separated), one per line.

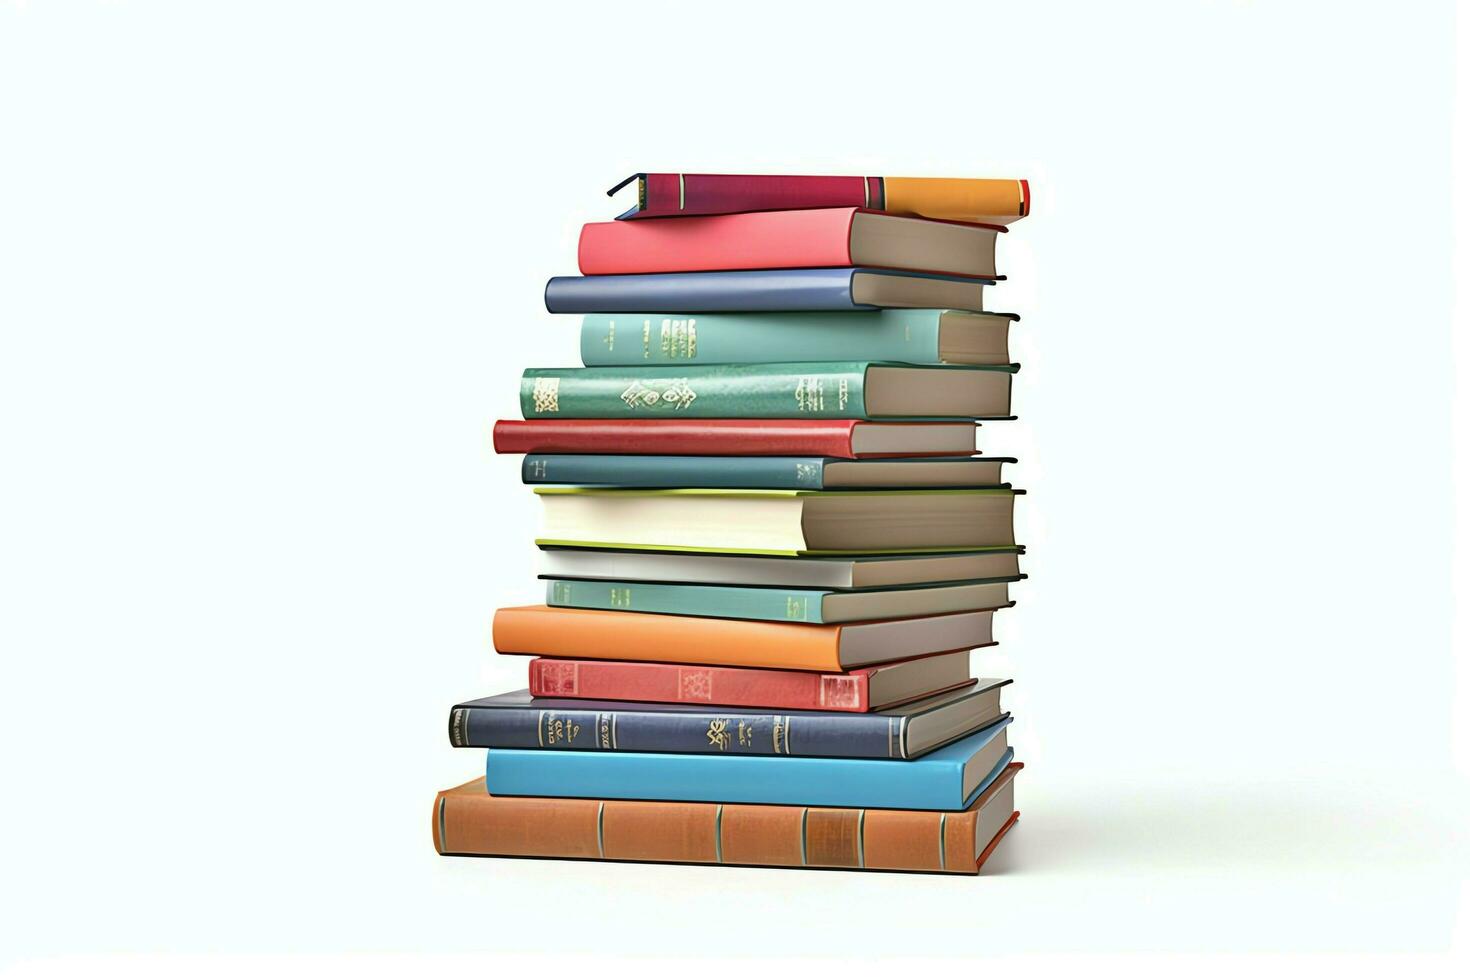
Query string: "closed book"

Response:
xmin=537 ymin=547 xmax=1025 ymax=589
xmin=543 ymin=578 xmax=1012 ymax=623
xmin=434 ymin=761 xmax=1022 ymax=874
xmin=578 ymin=208 xmax=1002 ymax=279
xmin=610 ymin=172 xmax=1029 ymax=225
xmin=483 ymin=717 xmax=1013 ymax=810
xmin=521 ymin=454 xmax=1010 ymax=490
xmin=544 ymin=268 xmax=991 ymax=314
xmin=527 ymin=650 xmax=975 ymax=712
xmin=448 ymin=683 xmax=1009 ymax=759
xmin=493 ymin=605 xmax=994 ymax=671
xmin=534 ymin=487 xmax=1019 ymax=556
xmin=580 ymin=309 xmax=1016 ymax=367
xmin=493 ymin=419 xmax=980 ymax=458
xmin=519 ymin=363 xmax=1016 ymax=421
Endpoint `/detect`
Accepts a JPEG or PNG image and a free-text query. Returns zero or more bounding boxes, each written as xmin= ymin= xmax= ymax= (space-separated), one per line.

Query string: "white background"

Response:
xmin=2 ymin=0 xmax=1467 ymax=976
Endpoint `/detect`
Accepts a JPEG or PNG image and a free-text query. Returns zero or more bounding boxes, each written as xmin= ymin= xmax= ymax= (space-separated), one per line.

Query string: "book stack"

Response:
xmin=435 ymin=173 xmax=1031 ymax=874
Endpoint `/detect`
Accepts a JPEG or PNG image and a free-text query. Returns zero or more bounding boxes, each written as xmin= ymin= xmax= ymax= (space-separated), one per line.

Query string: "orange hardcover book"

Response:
xmin=433 ymin=762 xmax=1022 ymax=875
xmin=492 ymin=604 xmax=995 ymax=671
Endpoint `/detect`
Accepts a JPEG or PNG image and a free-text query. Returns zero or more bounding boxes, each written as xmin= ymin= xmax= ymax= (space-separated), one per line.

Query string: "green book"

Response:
xmin=578 ymin=310 xmax=1017 ymax=367
xmin=544 ymin=577 xmax=1015 ymax=624
xmin=519 ymin=362 xmax=1017 ymax=420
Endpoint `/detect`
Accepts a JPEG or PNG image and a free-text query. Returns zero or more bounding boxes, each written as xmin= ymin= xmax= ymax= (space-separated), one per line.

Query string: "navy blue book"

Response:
xmin=521 ymin=454 xmax=1012 ymax=490
xmin=483 ymin=717 xmax=1014 ymax=810
xmin=450 ymin=683 xmax=1009 ymax=760
xmin=543 ymin=267 xmax=994 ymax=313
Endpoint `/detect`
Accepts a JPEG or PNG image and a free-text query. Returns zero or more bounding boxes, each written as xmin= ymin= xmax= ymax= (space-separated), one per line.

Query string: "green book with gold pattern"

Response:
xmin=519 ymin=362 xmax=1017 ymax=420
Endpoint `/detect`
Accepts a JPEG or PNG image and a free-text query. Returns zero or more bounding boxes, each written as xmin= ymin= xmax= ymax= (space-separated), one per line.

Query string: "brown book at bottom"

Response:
xmin=432 ymin=761 xmax=1021 ymax=875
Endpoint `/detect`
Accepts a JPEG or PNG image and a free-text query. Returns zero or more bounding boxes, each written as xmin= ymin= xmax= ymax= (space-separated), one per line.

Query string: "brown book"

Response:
xmin=432 ymin=761 xmax=1021 ymax=875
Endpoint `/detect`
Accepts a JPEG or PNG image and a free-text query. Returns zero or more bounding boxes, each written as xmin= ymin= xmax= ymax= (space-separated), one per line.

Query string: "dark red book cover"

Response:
xmin=635 ymin=173 xmax=880 ymax=219
xmin=491 ymin=419 xmax=967 ymax=458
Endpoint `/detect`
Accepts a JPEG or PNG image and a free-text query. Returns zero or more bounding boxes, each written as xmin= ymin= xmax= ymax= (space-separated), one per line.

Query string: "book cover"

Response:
xmin=519 ymin=454 xmax=1008 ymax=490
xmin=448 ymin=685 xmax=1009 ymax=759
xmin=433 ymin=761 xmax=1023 ymax=874
xmin=493 ymin=419 xmax=978 ymax=459
xmin=526 ymin=653 xmax=972 ymax=712
xmin=482 ymin=717 xmax=1013 ymax=810
xmin=544 ymin=268 xmax=993 ymax=314
xmin=518 ymin=362 xmax=1017 ymax=421
xmin=579 ymin=309 xmax=1016 ymax=367
xmin=610 ymin=173 xmax=1029 ymax=225
xmin=493 ymin=604 xmax=995 ymax=671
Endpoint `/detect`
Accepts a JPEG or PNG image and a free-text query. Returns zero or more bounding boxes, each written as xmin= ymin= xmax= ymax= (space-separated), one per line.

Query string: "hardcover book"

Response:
xmin=520 ymin=454 xmax=1011 ymax=490
xmin=536 ymin=547 xmax=1025 ymax=588
xmin=482 ymin=716 xmax=1013 ymax=810
xmin=526 ymin=650 xmax=975 ymax=712
xmin=608 ymin=172 xmax=1030 ymax=225
xmin=433 ymin=761 xmax=1023 ymax=874
xmin=543 ymin=577 xmax=1012 ymax=623
xmin=493 ymin=605 xmax=995 ymax=671
xmin=493 ymin=419 xmax=981 ymax=458
xmin=577 ymin=208 xmax=1002 ymax=279
xmin=544 ymin=268 xmax=992 ymax=314
xmin=534 ymin=487 xmax=1019 ymax=555
xmin=580 ymin=309 xmax=1016 ymax=367
xmin=519 ymin=362 xmax=1017 ymax=421
xmin=449 ymin=682 xmax=1010 ymax=759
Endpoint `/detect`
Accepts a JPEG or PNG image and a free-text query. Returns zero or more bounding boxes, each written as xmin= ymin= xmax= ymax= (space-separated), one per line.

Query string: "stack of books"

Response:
xmin=435 ymin=172 xmax=1031 ymax=874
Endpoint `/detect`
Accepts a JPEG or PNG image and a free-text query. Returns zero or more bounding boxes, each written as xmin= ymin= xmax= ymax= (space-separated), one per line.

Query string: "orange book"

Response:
xmin=433 ymin=762 xmax=1022 ymax=875
xmin=492 ymin=605 xmax=995 ymax=671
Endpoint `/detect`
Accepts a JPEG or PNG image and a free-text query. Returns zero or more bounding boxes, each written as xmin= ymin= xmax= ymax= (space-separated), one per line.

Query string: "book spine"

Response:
xmin=522 ymin=455 xmax=828 ymax=490
xmin=544 ymin=269 xmax=867 ymax=314
xmin=545 ymin=578 xmax=832 ymax=622
xmin=448 ymin=702 xmax=897 ymax=757
xmin=578 ymin=209 xmax=858 ymax=276
xmin=883 ymin=177 xmax=1028 ymax=222
xmin=634 ymin=173 xmax=878 ymax=219
xmin=494 ymin=605 xmax=842 ymax=671
xmin=519 ymin=364 xmax=871 ymax=420
xmin=529 ymin=658 xmax=872 ymax=712
xmin=493 ymin=419 xmax=862 ymax=457
xmin=482 ymin=742 xmax=1012 ymax=809
xmin=579 ymin=311 xmax=945 ymax=367
xmin=433 ymin=766 xmax=1026 ymax=872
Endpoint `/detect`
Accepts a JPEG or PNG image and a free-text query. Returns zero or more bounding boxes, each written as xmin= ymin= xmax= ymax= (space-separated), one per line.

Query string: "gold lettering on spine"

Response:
xmin=785 ymin=595 xmax=807 ymax=620
xmin=531 ymin=377 xmax=560 ymax=414
xmin=794 ymin=376 xmax=825 ymax=413
xmin=619 ymin=379 xmax=697 ymax=411
xmin=642 ymin=320 xmax=651 ymax=359
xmin=837 ymin=378 xmax=849 ymax=411
xmin=604 ymin=321 xmax=616 ymax=350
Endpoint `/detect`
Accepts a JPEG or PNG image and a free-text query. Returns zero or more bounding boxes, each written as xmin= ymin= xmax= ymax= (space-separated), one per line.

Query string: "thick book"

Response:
xmin=527 ymin=650 xmax=975 ymax=712
xmin=493 ymin=605 xmax=995 ymax=671
xmin=433 ymin=761 xmax=1023 ymax=875
xmin=543 ymin=577 xmax=1012 ymax=623
xmin=521 ymin=454 xmax=1011 ymax=490
xmin=449 ymin=682 xmax=1010 ymax=759
xmin=534 ymin=487 xmax=1019 ymax=555
xmin=519 ymin=363 xmax=1016 ymax=421
xmin=544 ymin=268 xmax=992 ymax=314
xmin=578 ymin=208 xmax=1002 ymax=279
xmin=609 ymin=172 xmax=1030 ymax=225
xmin=483 ymin=716 xmax=1012 ymax=810
xmin=493 ymin=419 xmax=980 ymax=458
xmin=537 ymin=547 xmax=1025 ymax=588
xmin=580 ymin=309 xmax=1016 ymax=367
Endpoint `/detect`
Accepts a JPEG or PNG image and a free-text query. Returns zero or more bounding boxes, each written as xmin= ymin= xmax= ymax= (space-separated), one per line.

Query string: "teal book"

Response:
xmin=520 ymin=454 xmax=1010 ymax=490
xmin=579 ymin=310 xmax=1018 ymax=367
xmin=544 ymin=577 xmax=1014 ymax=623
xmin=519 ymin=362 xmax=1017 ymax=420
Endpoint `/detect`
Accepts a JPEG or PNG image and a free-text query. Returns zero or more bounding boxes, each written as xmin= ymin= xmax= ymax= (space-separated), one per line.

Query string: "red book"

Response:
xmin=491 ymin=419 xmax=978 ymax=459
xmin=577 ymin=208 xmax=1002 ymax=279
xmin=527 ymin=652 xmax=975 ymax=713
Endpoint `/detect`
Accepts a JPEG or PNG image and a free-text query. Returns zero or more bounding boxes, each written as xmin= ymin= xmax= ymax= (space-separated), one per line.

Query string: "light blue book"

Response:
xmin=483 ymin=717 xmax=1013 ymax=811
xmin=579 ymin=309 xmax=1018 ymax=367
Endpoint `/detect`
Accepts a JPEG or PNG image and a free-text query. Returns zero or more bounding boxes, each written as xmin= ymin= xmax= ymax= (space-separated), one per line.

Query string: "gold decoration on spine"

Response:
xmin=531 ymin=377 xmax=560 ymax=413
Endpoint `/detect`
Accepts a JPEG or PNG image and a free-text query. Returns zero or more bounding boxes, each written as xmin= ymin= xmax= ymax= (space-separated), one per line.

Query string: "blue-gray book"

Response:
xmin=483 ymin=716 xmax=1014 ymax=810
xmin=450 ymin=684 xmax=1009 ymax=760
xmin=520 ymin=454 xmax=1012 ymax=490
xmin=544 ymin=267 xmax=993 ymax=313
